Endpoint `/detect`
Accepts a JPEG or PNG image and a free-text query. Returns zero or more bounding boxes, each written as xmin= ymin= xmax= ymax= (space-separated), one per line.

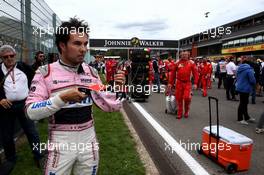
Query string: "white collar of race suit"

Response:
xmin=58 ymin=59 xmax=84 ymax=74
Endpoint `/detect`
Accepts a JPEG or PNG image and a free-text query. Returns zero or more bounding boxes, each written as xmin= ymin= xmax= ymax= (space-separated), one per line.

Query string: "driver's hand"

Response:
xmin=114 ymin=70 xmax=126 ymax=85
xmin=59 ymin=88 xmax=88 ymax=103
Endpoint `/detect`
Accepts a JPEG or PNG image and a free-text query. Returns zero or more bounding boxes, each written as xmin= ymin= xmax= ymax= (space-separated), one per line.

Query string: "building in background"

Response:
xmin=0 ymin=0 xmax=61 ymax=63
xmin=179 ymin=11 xmax=264 ymax=60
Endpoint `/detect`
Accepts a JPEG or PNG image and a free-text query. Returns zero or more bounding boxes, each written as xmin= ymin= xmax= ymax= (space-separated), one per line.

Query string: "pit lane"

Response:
xmin=123 ymin=83 xmax=264 ymax=175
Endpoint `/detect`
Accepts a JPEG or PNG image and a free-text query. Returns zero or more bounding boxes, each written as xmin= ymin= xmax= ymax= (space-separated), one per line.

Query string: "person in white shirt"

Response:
xmin=217 ymin=58 xmax=227 ymax=89
xmin=225 ymin=57 xmax=238 ymax=100
xmin=0 ymin=45 xmax=42 ymax=173
xmin=211 ymin=61 xmax=217 ymax=82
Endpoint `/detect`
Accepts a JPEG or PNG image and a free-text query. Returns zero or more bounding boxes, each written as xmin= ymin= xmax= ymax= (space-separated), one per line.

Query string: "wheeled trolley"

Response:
xmin=198 ymin=96 xmax=253 ymax=174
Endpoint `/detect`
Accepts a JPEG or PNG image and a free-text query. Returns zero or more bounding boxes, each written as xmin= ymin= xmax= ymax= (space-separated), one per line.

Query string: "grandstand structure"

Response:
xmin=180 ymin=11 xmax=264 ymax=59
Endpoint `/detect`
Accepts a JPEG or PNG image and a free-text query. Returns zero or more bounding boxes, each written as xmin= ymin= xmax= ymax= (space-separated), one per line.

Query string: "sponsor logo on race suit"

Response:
xmin=92 ymin=165 xmax=97 ymax=175
xmin=80 ymin=78 xmax=92 ymax=83
xmin=32 ymin=100 xmax=52 ymax=109
xmin=53 ymin=80 xmax=70 ymax=84
xmin=68 ymin=97 xmax=92 ymax=105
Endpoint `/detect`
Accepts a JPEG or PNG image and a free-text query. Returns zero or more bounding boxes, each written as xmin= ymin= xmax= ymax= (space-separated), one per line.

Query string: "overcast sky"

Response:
xmin=45 ymin=0 xmax=264 ymax=40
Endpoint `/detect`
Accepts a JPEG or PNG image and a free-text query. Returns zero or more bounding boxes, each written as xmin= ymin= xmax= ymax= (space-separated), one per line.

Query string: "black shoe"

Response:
xmin=252 ymin=101 xmax=256 ymax=104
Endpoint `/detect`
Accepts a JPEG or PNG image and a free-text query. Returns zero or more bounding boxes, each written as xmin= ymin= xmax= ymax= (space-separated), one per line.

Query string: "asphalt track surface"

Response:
xmin=124 ymin=82 xmax=264 ymax=175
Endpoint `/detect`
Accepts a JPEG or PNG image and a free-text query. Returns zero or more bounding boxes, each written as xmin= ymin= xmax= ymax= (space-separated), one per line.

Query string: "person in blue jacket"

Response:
xmin=235 ymin=56 xmax=256 ymax=125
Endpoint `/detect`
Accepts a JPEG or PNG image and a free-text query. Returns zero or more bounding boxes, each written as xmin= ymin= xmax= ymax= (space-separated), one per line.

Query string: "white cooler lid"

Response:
xmin=203 ymin=125 xmax=253 ymax=145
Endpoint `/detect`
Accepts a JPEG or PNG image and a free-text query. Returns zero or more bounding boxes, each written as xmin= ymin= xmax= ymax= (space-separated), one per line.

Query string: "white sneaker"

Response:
xmin=247 ymin=118 xmax=256 ymax=123
xmin=256 ymin=128 xmax=264 ymax=134
xmin=238 ymin=120 xmax=249 ymax=125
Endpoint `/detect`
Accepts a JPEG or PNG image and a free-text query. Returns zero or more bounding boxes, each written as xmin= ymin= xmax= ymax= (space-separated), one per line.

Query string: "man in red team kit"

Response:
xmin=207 ymin=59 xmax=213 ymax=89
xmin=200 ymin=57 xmax=212 ymax=97
xmin=164 ymin=54 xmax=175 ymax=82
xmin=168 ymin=51 xmax=198 ymax=119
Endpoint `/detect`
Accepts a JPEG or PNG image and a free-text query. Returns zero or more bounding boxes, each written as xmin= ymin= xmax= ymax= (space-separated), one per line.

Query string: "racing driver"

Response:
xmin=25 ymin=18 xmax=125 ymax=175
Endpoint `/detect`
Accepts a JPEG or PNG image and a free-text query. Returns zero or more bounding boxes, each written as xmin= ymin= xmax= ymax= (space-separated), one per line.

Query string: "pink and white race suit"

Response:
xmin=25 ymin=60 xmax=122 ymax=175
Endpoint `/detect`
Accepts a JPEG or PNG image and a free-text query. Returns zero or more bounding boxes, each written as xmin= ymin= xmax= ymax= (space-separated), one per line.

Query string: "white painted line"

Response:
xmin=132 ymin=102 xmax=210 ymax=175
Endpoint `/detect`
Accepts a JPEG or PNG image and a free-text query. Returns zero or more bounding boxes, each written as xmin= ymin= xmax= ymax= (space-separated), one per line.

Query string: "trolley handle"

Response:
xmin=208 ymin=96 xmax=220 ymax=160
xmin=208 ymin=96 xmax=218 ymax=102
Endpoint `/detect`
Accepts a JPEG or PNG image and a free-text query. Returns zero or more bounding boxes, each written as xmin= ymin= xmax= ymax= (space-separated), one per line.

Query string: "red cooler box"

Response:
xmin=201 ymin=125 xmax=253 ymax=173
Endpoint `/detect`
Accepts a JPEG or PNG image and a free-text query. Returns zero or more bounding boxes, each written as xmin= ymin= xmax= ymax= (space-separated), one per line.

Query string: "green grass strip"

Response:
xmin=94 ymin=106 xmax=145 ymax=175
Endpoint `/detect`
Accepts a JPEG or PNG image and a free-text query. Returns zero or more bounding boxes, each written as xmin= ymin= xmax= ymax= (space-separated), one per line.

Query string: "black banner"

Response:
xmin=90 ymin=38 xmax=178 ymax=49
